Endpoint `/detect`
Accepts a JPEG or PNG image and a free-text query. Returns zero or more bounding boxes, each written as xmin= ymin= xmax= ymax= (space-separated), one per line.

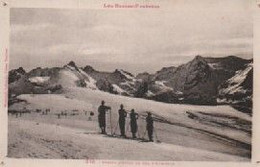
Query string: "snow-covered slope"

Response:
xmin=57 ymin=63 xmax=98 ymax=89
xmin=9 ymin=94 xmax=93 ymax=113
xmin=8 ymin=117 xmax=248 ymax=160
xmin=28 ymin=76 xmax=50 ymax=84
xmin=219 ymin=63 xmax=252 ymax=96
xmin=218 ymin=63 xmax=253 ymax=113
xmin=82 ymin=67 xmax=138 ymax=96
xmin=9 ymin=87 xmax=251 ymax=160
xmin=8 ymin=61 xmax=99 ymax=95
xmin=154 ymin=81 xmax=173 ymax=91
xmin=79 ymin=69 xmax=97 ymax=89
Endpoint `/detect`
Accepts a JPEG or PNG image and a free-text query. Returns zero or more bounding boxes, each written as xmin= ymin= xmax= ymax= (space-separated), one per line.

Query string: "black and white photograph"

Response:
xmin=6 ymin=0 xmax=253 ymax=161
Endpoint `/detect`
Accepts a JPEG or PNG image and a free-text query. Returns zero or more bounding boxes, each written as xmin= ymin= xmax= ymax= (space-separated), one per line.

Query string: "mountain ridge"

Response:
xmin=8 ymin=55 xmax=253 ymax=111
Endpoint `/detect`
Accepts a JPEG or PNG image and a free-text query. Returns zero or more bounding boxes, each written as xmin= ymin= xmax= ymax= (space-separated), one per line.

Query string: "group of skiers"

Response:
xmin=98 ymin=100 xmax=154 ymax=142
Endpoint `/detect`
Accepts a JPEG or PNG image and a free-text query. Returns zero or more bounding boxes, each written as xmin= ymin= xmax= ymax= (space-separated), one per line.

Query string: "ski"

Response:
xmin=105 ymin=134 xmax=148 ymax=142
xmin=104 ymin=134 xmax=161 ymax=143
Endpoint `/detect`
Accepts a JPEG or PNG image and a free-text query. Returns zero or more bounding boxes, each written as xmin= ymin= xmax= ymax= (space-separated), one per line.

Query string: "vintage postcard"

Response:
xmin=0 ymin=0 xmax=259 ymax=166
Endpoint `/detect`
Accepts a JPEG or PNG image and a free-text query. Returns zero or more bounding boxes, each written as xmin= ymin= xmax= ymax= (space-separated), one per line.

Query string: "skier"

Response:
xmin=130 ymin=109 xmax=139 ymax=138
xmin=98 ymin=100 xmax=111 ymax=134
xmin=118 ymin=104 xmax=127 ymax=137
xmin=146 ymin=112 xmax=154 ymax=142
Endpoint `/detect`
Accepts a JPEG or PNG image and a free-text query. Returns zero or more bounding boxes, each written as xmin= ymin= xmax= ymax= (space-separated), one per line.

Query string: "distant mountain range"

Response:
xmin=8 ymin=55 xmax=253 ymax=112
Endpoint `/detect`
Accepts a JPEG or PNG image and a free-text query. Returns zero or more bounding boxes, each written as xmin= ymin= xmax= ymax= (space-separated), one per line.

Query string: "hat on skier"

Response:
xmin=101 ymin=100 xmax=105 ymax=105
xmin=120 ymin=104 xmax=124 ymax=108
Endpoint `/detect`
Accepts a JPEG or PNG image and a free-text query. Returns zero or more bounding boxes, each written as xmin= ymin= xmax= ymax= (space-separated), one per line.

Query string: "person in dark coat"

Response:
xmin=130 ymin=109 xmax=139 ymax=138
xmin=118 ymin=104 xmax=127 ymax=137
xmin=98 ymin=100 xmax=111 ymax=134
xmin=146 ymin=112 xmax=154 ymax=142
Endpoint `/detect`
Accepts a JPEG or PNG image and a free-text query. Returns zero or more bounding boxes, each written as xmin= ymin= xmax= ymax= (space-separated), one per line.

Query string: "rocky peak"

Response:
xmin=67 ymin=61 xmax=77 ymax=68
xmin=83 ymin=65 xmax=95 ymax=73
xmin=156 ymin=66 xmax=176 ymax=74
xmin=114 ymin=69 xmax=120 ymax=74
xmin=65 ymin=61 xmax=80 ymax=71
xmin=8 ymin=67 xmax=26 ymax=84
xmin=136 ymin=72 xmax=153 ymax=82
xmin=154 ymin=66 xmax=177 ymax=81
xmin=195 ymin=55 xmax=203 ymax=59
xmin=136 ymin=72 xmax=150 ymax=78
xmin=193 ymin=55 xmax=207 ymax=63
xmin=16 ymin=67 xmax=26 ymax=75
xmin=203 ymin=55 xmax=252 ymax=72
xmin=113 ymin=69 xmax=133 ymax=76
xmin=9 ymin=67 xmax=26 ymax=75
xmin=113 ymin=69 xmax=131 ymax=80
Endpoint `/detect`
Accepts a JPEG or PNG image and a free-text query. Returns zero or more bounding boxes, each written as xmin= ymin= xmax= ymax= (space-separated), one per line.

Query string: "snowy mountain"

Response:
xmin=82 ymin=66 xmax=139 ymax=96
xmin=218 ymin=62 xmax=253 ymax=113
xmin=154 ymin=66 xmax=177 ymax=81
xmin=8 ymin=61 xmax=98 ymax=96
xmin=8 ymin=56 xmax=253 ymax=107
xmin=135 ymin=56 xmax=252 ymax=105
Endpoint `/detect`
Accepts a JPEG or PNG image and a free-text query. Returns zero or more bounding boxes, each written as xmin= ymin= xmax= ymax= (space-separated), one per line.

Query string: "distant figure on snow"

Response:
xmin=130 ymin=109 xmax=139 ymax=138
xmin=118 ymin=104 xmax=127 ymax=137
xmin=89 ymin=111 xmax=94 ymax=121
xmin=98 ymin=100 xmax=111 ymax=134
xmin=146 ymin=112 xmax=154 ymax=142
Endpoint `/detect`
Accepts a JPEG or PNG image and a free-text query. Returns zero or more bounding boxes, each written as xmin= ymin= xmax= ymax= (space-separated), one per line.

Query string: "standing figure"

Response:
xmin=45 ymin=109 xmax=48 ymax=115
xmin=130 ymin=109 xmax=139 ymax=138
xmin=146 ymin=112 xmax=154 ymax=142
xmin=98 ymin=100 xmax=111 ymax=134
xmin=89 ymin=111 xmax=94 ymax=121
xmin=118 ymin=104 xmax=127 ymax=137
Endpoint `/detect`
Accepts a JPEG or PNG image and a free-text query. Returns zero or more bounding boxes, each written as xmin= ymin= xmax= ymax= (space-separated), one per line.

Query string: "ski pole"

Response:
xmin=153 ymin=126 xmax=160 ymax=142
xmin=113 ymin=120 xmax=119 ymax=135
xmin=110 ymin=109 xmax=113 ymax=135
xmin=137 ymin=125 xmax=140 ymax=138
xmin=142 ymin=129 xmax=147 ymax=139
xmin=126 ymin=119 xmax=130 ymax=134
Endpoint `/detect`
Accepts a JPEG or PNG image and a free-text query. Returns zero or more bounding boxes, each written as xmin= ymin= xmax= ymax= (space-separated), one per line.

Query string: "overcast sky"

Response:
xmin=10 ymin=0 xmax=253 ymax=74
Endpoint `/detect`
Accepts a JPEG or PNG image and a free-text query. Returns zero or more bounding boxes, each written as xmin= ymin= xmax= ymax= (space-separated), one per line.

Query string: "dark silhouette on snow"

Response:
xmin=118 ymin=104 xmax=127 ymax=137
xmin=130 ymin=109 xmax=139 ymax=138
xmin=98 ymin=100 xmax=111 ymax=134
xmin=146 ymin=112 xmax=154 ymax=142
